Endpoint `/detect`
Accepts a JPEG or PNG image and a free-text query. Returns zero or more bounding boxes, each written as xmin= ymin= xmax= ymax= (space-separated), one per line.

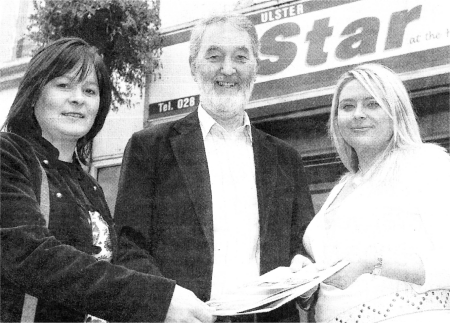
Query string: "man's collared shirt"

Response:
xmin=198 ymin=106 xmax=260 ymax=300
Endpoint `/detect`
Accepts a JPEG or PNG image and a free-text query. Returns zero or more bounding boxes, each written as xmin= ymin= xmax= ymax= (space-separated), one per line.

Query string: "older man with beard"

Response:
xmin=114 ymin=13 xmax=315 ymax=323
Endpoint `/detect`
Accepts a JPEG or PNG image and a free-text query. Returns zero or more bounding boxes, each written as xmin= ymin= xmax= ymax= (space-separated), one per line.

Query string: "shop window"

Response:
xmin=254 ymin=113 xmax=342 ymax=211
xmin=96 ymin=165 xmax=122 ymax=216
xmin=414 ymin=91 xmax=449 ymax=149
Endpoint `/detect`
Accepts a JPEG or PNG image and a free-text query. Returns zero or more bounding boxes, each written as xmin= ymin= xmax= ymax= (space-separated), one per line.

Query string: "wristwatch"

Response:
xmin=371 ymin=257 xmax=383 ymax=276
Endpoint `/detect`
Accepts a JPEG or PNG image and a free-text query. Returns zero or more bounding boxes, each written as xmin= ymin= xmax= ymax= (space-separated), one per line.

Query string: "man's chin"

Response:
xmin=213 ymin=86 xmax=241 ymax=94
xmin=202 ymin=94 xmax=247 ymax=110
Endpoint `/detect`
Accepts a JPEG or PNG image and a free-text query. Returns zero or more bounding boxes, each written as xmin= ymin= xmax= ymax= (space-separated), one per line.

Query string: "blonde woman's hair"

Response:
xmin=329 ymin=63 xmax=422 ymax=173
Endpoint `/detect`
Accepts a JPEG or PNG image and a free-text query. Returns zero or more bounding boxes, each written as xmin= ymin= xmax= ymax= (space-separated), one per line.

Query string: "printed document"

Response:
xmin=207 ymin=260 xmax=349 ymax=315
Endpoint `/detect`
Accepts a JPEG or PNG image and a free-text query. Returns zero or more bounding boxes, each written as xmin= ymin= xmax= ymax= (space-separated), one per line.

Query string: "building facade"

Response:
xmin=92 ymin=0 xmax=449 ymax=213
xmin=1 ymin=0 xmax=449 ymax=213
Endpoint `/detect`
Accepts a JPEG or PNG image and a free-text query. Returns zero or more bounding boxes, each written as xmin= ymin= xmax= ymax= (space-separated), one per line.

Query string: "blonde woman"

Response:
xmin=297 ymin=64 xmax=450 ymax=322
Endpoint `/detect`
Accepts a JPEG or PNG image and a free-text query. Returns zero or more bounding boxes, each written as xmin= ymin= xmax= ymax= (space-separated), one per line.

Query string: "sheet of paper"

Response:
xmin=207 ymin=259 xmax=350 ymax=316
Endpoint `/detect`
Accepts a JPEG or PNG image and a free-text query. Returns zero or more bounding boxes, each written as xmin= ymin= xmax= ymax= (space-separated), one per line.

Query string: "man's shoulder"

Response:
xmin=132 ymin=122 xmax=173 ymax=140
xmin=131 ymin=112 xmax=198 ymax=140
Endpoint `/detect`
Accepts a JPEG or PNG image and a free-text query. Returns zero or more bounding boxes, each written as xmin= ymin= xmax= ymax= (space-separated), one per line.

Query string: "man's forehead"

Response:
xmin=205 ymin=45 xmax=250 ymax=53
xmin=200 ymin=22 xmax=253 ymax=51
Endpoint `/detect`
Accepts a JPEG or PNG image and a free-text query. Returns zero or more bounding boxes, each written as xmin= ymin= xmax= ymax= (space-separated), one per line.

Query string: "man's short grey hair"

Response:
xmin=189 ymin=13 xmax=260 ymax=67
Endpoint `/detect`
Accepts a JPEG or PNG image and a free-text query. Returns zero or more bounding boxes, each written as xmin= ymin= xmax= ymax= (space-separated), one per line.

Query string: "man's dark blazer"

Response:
xmin=114 ymin=110 xmax=315 ymax=321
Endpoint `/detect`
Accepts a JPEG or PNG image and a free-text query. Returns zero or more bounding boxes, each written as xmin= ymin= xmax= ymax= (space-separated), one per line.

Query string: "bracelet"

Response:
xmin=371 ymin=257 xmax=383 ymax=275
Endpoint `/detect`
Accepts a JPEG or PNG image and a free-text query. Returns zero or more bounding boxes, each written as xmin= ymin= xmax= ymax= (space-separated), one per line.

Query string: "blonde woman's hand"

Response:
xmin=290 ymin=254 xmax=320 ymax=297
xmin=319 ymin=249 xmax=374 ymax=290
xmin=290 ymin=254 xmax=314 ymax=273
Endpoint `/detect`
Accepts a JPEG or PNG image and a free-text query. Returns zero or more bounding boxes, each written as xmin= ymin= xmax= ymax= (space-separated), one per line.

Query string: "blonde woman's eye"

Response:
xmin=367 ymin=101 xmax=380 ymax=109
xmin=339 ymin=104 xmax=354 ymax=111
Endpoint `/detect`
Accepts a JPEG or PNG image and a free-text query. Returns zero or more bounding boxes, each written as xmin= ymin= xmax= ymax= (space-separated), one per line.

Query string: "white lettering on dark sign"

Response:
xmin=149 ymin=95 xmax=199 ymax=114
xmin=260 ymin=4 xmax=304 ymax=23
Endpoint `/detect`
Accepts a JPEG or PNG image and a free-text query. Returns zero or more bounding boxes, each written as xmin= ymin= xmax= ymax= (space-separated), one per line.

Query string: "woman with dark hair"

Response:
xmin=1 ymin=37 xmax=215 ymax=323
xmin=3 ymin=37 xmax=111 ymax=164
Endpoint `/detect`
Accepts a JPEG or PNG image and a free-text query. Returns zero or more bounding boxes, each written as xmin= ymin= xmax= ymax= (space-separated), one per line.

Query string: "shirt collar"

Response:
xmin=198 ymin=105 xmax=252 ymax=142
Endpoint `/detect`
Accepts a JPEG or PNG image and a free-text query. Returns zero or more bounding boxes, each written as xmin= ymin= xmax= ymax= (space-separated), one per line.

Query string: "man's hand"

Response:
xmin=165 ymin=285 xmax=216 ymax=323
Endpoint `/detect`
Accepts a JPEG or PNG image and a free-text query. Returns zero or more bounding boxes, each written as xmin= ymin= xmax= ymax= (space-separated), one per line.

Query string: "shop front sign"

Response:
xmin=148 ymin=0 xmax=449 ymax=117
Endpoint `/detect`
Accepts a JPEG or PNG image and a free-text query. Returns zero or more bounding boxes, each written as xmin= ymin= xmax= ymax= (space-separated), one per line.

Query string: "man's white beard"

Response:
xmin=197 ymin=79 xmax=254 ymax=116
